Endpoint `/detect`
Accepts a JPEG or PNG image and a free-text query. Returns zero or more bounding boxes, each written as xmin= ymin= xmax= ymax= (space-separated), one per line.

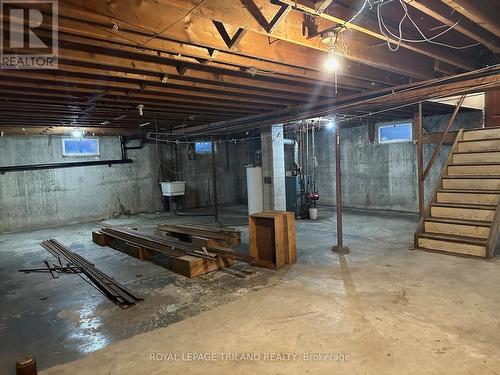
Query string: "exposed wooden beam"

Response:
xmin=57 ymin=0 xmax=438 ymax=78
xmin=179 ymin=68 xmax=500 ymax=134
xmin=403 ymin=0 xmax=500 ymax=53
xmin=276 ymin=0 xmax=476 ymax=70
xmin=314 ymin=0 xmax=334 ymax=15
xmin=440 ymin=0 xmax=500 ymax=38
xmin=4 ymin=7 xmax=401 ymax=88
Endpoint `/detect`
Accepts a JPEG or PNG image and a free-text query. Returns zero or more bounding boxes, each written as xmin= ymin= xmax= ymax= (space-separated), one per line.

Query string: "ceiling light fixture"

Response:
xmin=321 ymin=29 xmax=346 ymax=93
xmin=137 ymin=104 xmax=144 ymax=116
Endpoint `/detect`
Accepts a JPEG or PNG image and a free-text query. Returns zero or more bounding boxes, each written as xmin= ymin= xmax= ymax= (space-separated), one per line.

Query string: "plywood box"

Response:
xmin=248 ymin=211 xmax=296 ymax=269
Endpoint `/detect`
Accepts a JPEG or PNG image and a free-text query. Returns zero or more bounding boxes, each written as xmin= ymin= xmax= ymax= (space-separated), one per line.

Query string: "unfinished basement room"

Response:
xmin=1 ymin=0 xmax=500 ymax=374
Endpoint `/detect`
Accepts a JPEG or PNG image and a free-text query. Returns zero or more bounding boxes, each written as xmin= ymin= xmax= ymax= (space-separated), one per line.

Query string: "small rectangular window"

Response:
xmin=194 ymin=141 xmax=214 ymax=154
xmin=378 ymin=123 xmax=412 ymax=144
xmin=62 ymin=138 xmax=100 ymax=156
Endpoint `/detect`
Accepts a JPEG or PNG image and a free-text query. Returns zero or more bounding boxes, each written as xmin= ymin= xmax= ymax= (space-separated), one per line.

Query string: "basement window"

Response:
xmin=378 ymin=123 xmax=413 ymax=144
xmin=62 ymin=138 xmax=100 ymax=156
xmin=194 ymin=141 xmax=214 ymax=154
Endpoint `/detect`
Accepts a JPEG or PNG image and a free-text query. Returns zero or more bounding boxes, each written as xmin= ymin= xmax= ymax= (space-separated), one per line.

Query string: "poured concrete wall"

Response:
xmin=162 ymin=140 xmax=257 ymax=209
xmin=0 ymin=136 xmax=163 ymax=233
xmin=313 ymin=111 xmax=484 ymax=212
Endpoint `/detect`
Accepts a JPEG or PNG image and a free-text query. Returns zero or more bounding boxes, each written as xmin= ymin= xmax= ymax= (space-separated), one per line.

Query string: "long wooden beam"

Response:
xmin=179 ymin=67 xmax=500 ymax=134
xmin=440 ymin=0 xmax=500 ymax=39
xmin=16 ymin=4 xmax=403 ymax=88
xmin=278 ymin=0 xmax=476 ymax=70
xmin=404 ymin=0 xmax=500 ymax=53
xmin=56 ymin=0 xmax=438 ymax=79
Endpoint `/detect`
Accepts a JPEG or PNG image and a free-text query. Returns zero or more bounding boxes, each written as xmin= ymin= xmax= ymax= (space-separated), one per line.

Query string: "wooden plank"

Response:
xmin=448 ymin=164 xmax=500 ymax=176
xmin=107 ymin=238 xmax=153 ymax=260
xmin=431 ymin=206 xmax=496 ymax=221
xmin=436 ymin=192 xmax=499 ymax=205
xmin=418 ymin=237 xmax=486 ymax=257
xmin=457 ymin=139 xmax=500 ymax=152
xmin=463 ymin=127 xmax=500 ymax=140
xmin=442 ymin=177 xmax=500 ymax=190
xmin=424 ymin=221 xmax=490 ymax=239
xmin=171 ymin=255 xmax=234 ymax=278
xmin=92 ymin=230 xmax=109 ymax=246
xmin=453 ymin=151 xmax=500 ymax=164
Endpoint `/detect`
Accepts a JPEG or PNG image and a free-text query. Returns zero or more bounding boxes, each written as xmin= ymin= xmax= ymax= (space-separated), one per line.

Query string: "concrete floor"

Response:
xmin=1 ymin=205 xmax=500 ymax=374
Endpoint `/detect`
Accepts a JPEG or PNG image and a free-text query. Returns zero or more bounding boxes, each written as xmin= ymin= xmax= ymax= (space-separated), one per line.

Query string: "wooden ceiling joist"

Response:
xmin=0 ymin=0 xmax=494 ymax=136
xmin=18 ymin=2 xmax=404 ymax=87
xmin=440 ymin=0 xmax=500 ymax=39
xmin=278 ymin=0 xmax=477 ymax=70
xmin=403 ymin=0 xmax=500 ymax=53
xmin=38 ymin=0 xmax=437 ymax=79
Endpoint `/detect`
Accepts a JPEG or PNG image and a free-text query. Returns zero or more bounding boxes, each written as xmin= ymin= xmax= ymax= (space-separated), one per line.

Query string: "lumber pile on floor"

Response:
xmin=93 ymin=224 xmax=251 ymax=278
xmin=40 ymin=239 xmax=143 ymax=308
xmin=154 ymin=224 xmax=241 ymax=248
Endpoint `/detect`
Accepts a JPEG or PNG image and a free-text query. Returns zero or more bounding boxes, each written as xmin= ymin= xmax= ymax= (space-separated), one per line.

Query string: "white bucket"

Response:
xmin=309 ymin=208 xmax=318 ymax=220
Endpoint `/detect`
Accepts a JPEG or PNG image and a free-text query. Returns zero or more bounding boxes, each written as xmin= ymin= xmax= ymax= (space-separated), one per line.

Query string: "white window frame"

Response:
xmin=378 ymin=122 xmax=413 ymax=144
xmin=62 ymin=138 xmax=100 ymax=156
xmin=194 ymin=141 xmax=216 ymax=155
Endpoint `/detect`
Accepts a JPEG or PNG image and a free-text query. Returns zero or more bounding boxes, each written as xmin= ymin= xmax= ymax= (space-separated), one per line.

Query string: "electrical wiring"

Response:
xmin=377 ymin=0 xmax=480 ymax=51
xmin=138 ymin=0 xmax=207 ymax=49
xmin=340 ymin=0 xmax=369 ymax=29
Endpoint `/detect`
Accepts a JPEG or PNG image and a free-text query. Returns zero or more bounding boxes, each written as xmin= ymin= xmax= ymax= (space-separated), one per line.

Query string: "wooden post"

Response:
xmin=16 ymin=357 xmax=37 ymax=375
xmin=332 ymin=125 xmax=349 ymax=254
xmin=211 ymin=140 xmax=219 ymax=224
xmin=415 ymin=103 xmax=425 ymax=218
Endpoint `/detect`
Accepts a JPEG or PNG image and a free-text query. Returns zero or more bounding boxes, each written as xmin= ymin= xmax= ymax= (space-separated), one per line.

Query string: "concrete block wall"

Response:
xmin=0 ymin=136 xmax=163 ymax=233
xmin=312 ymin=111 xmax=484 ymax=212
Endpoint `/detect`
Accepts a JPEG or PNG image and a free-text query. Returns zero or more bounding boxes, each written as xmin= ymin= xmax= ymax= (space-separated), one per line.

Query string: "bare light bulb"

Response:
xmin=326 ymin=120 xmax=335 ymax=130
xmin=324 ymin=55 xmax=340 ymax=72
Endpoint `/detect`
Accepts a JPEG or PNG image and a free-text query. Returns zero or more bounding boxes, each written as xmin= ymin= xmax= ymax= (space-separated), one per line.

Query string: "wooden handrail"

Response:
xmin=414 ymin=128 xmax=464 ymax=248
xmin=421 ymin=94 xmax=466 ymax=182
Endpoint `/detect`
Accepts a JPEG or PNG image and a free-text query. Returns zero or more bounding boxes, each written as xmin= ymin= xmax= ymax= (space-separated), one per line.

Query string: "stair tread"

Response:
xmin=458 ymin=137 xmax=500 ymax=143
xmin=449 ymin=162 xmax=500 ymax=166
xmin=454 ymin=150 xmax=500 ymax=154
xmin=418 ymin=232 xmax=487 ymax=245
xmin=425 ymin=217 xmax=492 ymax=227
xmin=437 ymin=189 xmax=500 ymax=194
xmin=432 ymin=202 xmax=497 ymax=210
xmin=463 ymin=125 xmax=500 ymax=132
xmin=443 ymin=175 xmax=500 ymax=179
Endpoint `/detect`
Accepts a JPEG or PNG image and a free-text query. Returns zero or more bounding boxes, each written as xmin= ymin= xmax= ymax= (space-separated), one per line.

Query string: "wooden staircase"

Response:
xmin=415 ymin=127 xmax=500 ymax=258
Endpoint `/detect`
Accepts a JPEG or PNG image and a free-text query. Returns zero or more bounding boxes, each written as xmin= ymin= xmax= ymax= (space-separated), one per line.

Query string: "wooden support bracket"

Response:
xmin=240 ymin=0 xmax=291 ymax=33
xmin=212 ymin=21 xmax=247 ymax=50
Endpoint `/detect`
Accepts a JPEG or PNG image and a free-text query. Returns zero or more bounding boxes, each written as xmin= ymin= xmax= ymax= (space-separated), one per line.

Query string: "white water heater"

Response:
xmin=246 ymin=166 xmax=264 ymax=215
